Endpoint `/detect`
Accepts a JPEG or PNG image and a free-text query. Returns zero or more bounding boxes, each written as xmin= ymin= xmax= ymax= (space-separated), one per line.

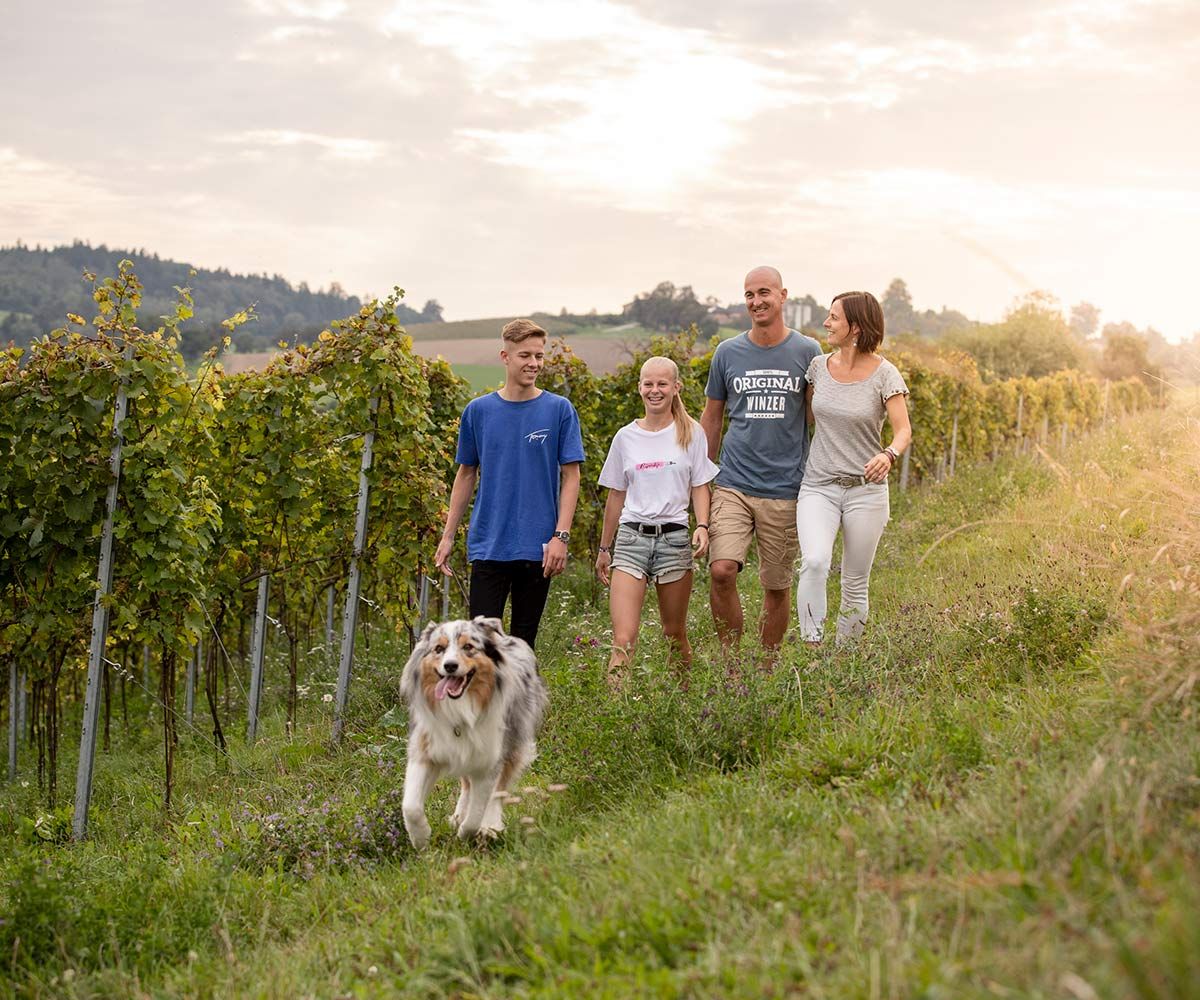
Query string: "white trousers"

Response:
xmin=795 ymin=481 xmax=890 ymax=643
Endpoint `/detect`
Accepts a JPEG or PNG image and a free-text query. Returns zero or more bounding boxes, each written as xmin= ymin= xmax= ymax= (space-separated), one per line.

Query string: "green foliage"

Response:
xmin=947 ymin=292 xmax=1087 ymax=379
xmin=622 ymin=281 xmax=718 ymax=336
xmin=1099 ymin=325 xmax=1162 ymax=386
xmin=0 ymin=264 xmax=470 ymax=800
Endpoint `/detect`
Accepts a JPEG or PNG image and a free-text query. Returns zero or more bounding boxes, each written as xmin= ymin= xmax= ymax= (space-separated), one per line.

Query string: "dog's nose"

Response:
xmin=443 ymin=660 xmax=458 ymax=674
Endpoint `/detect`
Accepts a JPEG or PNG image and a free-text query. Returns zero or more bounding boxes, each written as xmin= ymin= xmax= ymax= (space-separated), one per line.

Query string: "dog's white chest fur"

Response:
xmin=424 ymin=700 xmax=505 ymax=776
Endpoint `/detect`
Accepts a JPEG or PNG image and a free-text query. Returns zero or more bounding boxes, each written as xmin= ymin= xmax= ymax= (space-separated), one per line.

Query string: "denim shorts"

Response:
xmin=611 ymin=523 xmax=694 ymax=585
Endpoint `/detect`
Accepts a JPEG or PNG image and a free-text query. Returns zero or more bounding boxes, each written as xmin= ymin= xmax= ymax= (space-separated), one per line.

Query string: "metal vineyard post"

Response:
xmin=332 ymin=394 xmax=379 ymax=745
xmin=72 ymin=343 xmax=132 ymax=841
xmin=246 ymin=574 xmax=270 ymax=744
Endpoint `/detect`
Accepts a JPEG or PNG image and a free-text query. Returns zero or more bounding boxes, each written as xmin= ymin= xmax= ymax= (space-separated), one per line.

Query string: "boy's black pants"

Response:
xmin=468 ymin=559 xmax=553 ymax=651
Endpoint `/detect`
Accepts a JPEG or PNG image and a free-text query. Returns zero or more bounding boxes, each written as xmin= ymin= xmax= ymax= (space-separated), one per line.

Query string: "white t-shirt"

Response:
xmin=597 ymin=420 xmax=719 ymax=525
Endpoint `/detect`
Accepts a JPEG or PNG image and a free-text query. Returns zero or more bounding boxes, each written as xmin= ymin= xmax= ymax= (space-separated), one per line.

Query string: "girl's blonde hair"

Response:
xmin=640 ymin=356 xmax=697 ymax=449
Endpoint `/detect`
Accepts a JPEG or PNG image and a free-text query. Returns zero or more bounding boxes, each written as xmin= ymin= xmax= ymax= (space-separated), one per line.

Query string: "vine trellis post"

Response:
xmin=185 ymin=642 xmax=197 ymax=726
xmin=332 ymin=394 xmax=379 ymax=745
xmin=325 ymin=584 xmax=336 ymax=653
xmin=418 ymin=575 xmax=431 ymax=623
xmin=72 ymin=341 xmax=133 ymax=841
xmin=246 ymin=574 xmax=270 ymax=744
xmin=949 ymin=412 xmax=960 ymax=478
xmin=7 ymin=662 xmax=17 ymax=780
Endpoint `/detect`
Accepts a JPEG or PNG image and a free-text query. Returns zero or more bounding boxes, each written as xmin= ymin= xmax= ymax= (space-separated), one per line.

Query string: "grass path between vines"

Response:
xmin=3 ymin=403 xmax=1198 ymax=999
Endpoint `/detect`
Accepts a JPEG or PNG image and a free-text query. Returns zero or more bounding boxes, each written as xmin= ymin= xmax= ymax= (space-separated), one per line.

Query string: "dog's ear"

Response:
xmin=472 ymin=616 xmax=505 ymax=636
xmin=419 ymin=620 xmax=440 ymax=644
xmin=471 ymin=617 xmax=506 ymax=666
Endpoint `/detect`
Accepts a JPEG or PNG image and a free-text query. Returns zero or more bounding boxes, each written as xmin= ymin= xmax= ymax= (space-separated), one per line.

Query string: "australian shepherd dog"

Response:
xmin=400 ymin=616 xmax=547 ymax=850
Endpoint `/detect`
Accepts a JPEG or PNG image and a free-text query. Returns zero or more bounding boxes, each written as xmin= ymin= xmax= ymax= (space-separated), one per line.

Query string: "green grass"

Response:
xmin=449 ymin=363 xmax=505 ymax=394
xmin=2 ymin=406 xmax=1198 ymax=998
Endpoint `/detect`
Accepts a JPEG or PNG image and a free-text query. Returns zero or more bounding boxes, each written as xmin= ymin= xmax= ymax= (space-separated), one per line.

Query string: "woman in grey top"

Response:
xmin=796 ymin=291 xmax=912 ymax=645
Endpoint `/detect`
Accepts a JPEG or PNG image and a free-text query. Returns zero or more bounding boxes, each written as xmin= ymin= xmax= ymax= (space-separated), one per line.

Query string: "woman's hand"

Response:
xmin=864 ymin=452 xmax=893 ymax=483
xmin=692 ymin=526 xmax=709 ymax=559
xmin=595 ymin=548 xmax=612 ymax=586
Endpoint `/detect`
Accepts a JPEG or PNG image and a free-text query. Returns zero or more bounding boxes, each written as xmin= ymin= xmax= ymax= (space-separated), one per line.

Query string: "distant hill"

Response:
xmin=0 ymin=241 xmax=442 ymax=358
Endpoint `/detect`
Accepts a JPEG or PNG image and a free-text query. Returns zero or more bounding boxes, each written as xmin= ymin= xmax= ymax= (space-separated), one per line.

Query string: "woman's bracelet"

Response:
xmin=883 ymin=446 xmax=899 ymax=465
xmin=598 ymin=544 xmax=611 ymax=554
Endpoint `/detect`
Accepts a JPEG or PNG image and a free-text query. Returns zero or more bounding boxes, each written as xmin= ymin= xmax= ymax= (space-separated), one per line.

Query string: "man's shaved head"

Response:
xmin=744 ymin=265 xmax=783 ymax=290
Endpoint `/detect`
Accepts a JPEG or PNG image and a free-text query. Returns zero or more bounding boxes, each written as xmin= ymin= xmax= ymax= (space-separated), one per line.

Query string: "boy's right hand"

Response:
xmin=434 ymin=537 xmax=455 ymax=576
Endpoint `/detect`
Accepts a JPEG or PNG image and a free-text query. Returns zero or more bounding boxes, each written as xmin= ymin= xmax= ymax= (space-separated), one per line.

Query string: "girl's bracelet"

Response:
xmin=883 ymin=447 xmax=899 ymax=465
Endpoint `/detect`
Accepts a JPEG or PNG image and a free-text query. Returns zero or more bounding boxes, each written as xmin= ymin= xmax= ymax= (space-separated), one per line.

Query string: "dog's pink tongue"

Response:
xmin=435 ymin=677 xmax=451 ymax=701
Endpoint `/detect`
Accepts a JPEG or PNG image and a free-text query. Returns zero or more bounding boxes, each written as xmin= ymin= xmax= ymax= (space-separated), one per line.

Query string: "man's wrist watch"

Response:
xmin=552 ymin=530 xmax=571 ymax=543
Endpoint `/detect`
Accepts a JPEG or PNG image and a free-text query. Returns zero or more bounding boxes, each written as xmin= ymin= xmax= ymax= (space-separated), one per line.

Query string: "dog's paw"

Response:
xmin=448 ymin=808 xmax=464 ymax=832
xmin=477 ymin=823 xmax=503 ymax=841
xmin=404 ymin=812 xmax=432 ymax=851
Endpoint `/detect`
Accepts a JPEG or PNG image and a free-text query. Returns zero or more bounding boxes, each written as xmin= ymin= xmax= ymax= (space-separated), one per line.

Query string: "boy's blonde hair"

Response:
xmin=501 ymin=318 xmax=548 ymax=345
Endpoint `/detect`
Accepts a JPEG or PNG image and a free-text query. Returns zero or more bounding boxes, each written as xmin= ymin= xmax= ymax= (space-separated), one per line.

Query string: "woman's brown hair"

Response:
xmin=832 ymin=291 xmax=885 ymax=353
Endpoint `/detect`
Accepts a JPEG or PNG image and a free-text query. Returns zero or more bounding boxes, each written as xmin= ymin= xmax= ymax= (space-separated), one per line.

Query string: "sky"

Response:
xmin=3 ymin=0 xmax=1198 ymax=339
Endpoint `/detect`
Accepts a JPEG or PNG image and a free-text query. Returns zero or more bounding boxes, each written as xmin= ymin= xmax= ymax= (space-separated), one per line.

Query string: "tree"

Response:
xmin=881 ymin=278 xmax=915 ymax=334
xmin=420 ymin=299 xmax=444 ymax=323
xmin=947 ymin=292 xmax=1084 ymax=380
xmin=1069 ymin=301 xmax=1101 ymax=340
xmin=623 ymin=281 xmax=710 ymax=334
xmin=1099 ymin=323 xmax=1160 ymax=386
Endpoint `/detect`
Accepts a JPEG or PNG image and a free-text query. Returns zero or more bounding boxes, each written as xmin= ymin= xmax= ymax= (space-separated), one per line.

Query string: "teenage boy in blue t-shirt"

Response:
xmin=434 ymin=319 xmax=585 ymax=650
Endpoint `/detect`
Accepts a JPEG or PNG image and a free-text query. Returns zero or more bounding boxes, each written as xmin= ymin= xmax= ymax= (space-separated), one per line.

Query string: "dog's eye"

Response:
xmin=433 ymin=643 xmax=446 ymax=653
xmin=460 ymin=643 xmax=475 ymax=654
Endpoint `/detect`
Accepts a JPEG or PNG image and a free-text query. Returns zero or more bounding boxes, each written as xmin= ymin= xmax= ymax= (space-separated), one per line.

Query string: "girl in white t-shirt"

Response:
xmin=596 ymin=357 xmax=719 ymax=681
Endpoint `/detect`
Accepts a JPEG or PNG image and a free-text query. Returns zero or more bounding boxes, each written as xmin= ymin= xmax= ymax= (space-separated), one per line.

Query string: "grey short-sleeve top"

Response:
xmin=803 ymin=354 xmax=909 ymax=485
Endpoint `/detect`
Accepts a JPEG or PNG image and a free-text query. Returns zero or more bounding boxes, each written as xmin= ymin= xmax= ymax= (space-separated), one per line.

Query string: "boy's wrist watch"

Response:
xmin=552 ymin=530 xmax=571 ymax=543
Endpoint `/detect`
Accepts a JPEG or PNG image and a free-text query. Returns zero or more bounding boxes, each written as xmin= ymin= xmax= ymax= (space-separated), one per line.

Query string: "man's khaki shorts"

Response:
xmin=707 ymin=485 xmax=799 ymax=592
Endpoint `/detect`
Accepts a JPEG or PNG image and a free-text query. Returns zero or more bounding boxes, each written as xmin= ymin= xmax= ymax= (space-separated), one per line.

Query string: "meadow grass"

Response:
xmin=447 ymin=363 xmax=505 ymax=394
xmin=1 ymin=405 xmax=1197 ymax=999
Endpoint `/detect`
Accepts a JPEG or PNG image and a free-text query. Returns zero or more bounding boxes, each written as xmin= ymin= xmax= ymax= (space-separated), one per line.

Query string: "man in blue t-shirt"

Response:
xmin=434 ymin=319 xmax=585 ymax=650
xmin=701 ymin=266 xmax=822 ymax=656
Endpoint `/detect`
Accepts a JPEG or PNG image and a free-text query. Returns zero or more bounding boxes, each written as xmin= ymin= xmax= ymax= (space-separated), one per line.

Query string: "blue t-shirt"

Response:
xmin=705 ymin=330 xmax=823 ymax=499
xmin=456 ymin=390 xmax=585 ymax=562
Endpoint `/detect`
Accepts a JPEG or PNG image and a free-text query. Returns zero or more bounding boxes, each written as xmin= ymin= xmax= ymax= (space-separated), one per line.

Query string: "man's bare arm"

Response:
xmin=700 ymin=398 xmax=726 ymax=464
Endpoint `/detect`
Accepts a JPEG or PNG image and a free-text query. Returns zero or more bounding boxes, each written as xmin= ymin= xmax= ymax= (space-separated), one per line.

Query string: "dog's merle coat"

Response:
xmin=400 ymin=616 xmax=547 ymax=849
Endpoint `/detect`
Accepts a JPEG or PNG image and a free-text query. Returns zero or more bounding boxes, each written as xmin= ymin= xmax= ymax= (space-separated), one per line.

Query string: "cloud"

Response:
xmin=218 ymin=129 xmax=387 ymax=161
xmin=377 ymin=0 xmax=790 ymax=204
xmin=246 ymin=0 xmax=349 ymax=20
xmin=0 ymin=148 xmax=127 ymax=235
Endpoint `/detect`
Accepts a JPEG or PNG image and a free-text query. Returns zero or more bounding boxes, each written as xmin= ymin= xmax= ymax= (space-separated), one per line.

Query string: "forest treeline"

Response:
xmin=0 ymin=242 xmax=443 ymax=358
